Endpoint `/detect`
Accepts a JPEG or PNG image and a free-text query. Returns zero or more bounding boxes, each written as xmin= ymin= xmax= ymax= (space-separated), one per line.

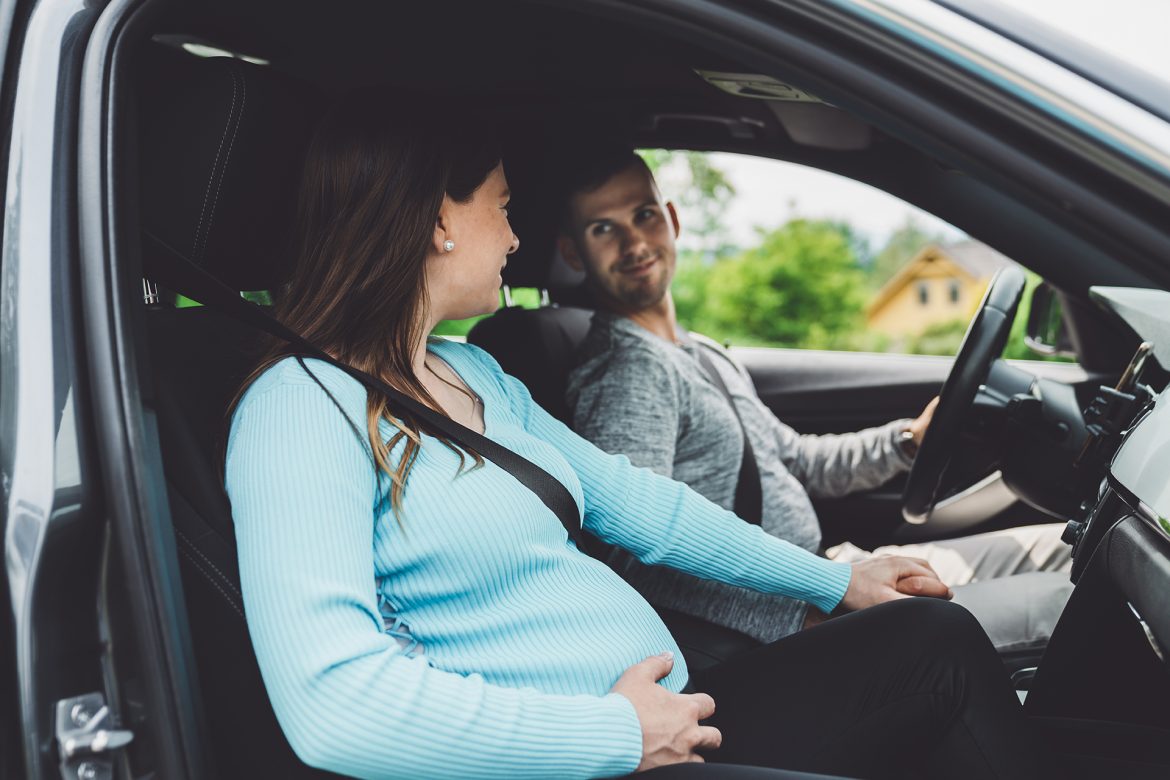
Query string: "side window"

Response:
xmin=647 ymin=150 xmax=1072 ymax=362
xmin=433 ymin=288 xmax=543 ymax=338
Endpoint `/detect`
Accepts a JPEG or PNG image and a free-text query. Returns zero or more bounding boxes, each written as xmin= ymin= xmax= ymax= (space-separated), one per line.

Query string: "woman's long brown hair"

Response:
xmin=229 ymin=95 xmax=498 ymax=517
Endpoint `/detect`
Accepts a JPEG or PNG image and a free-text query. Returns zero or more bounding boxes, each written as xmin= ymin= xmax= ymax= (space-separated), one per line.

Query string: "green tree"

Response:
xmin=671 ymin=249 xmax=713 ymax=330
xmin=431 ymin=288 xmax=543 ymax=337
xmin=869 ymin=217 xmax=947 ymax=288
xmin=637 ymin=149 xmax=736 ymax=250
xmin=907 ymin=319 xmax=968 ymax=356
xmin=694 ymin=219 xmax=867 ymax=348
xmin=1001 ymin=271 xmax=1073 ymax=362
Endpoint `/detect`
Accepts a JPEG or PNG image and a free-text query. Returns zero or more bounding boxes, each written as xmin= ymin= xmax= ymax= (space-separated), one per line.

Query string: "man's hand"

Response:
xmin=908 ymin=396 xmax=939 ymax=446
xmin=610 ymin=652 xmax=722 ymax=771
xmin=840 ymin=555 xmax=953 ymax=612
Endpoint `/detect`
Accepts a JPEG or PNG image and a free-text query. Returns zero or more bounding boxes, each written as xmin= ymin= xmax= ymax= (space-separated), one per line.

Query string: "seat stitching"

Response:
xmin=191 ymin=64 xmax=240 ymax=261
xmin=174 ymin=526 xmax=243 ymax=600
xmin=179 ymin=546 xmax=245 ymax=620
xmin=195 ymin=63 xmax=247 ymax=264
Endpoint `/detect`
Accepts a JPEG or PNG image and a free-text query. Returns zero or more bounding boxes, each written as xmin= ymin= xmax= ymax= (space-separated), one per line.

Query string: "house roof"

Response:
xmin=944 ymin=239 xmax=1015 ymax=279
xmin=865 ymin=240 xmax=1016 ymax=316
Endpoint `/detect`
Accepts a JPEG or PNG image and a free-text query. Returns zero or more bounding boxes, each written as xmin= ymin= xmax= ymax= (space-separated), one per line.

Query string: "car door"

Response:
xmin=3 ymin=1 xmax=209 ymax=778
xmin=0 ymin=3 xmax=34 ymax=773
xmin=0 ymin=1 xmax=110 ymax=777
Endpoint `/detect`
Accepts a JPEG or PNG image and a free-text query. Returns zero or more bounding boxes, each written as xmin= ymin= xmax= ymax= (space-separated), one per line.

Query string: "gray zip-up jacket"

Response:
xmin=565 ymin=311 xmax=913 ymax=642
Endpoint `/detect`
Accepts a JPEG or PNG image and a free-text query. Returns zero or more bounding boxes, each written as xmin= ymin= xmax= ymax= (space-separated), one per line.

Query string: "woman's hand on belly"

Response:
xmin=610 ymin=652 xmax=722 ymax=771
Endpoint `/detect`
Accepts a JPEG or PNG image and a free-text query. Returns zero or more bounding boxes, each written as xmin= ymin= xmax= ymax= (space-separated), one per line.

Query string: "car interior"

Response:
xmin=57 ymin=0 xmax=1170 ymax=777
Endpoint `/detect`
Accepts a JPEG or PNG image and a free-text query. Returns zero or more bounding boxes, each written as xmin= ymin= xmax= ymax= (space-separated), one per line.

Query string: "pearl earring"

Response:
xmin=443 ymin=240 xmax=455 ymax=252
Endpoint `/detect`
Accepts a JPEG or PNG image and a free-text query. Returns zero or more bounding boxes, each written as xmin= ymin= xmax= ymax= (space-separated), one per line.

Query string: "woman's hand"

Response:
xmin=840 ymin=555 xmax=953 ymax=612
xmin=610 ymin=652 xmax=722 ymax=771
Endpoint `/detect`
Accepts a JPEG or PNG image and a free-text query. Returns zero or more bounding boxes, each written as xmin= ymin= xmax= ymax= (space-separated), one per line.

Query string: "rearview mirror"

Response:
xmin=1025 ymin=282 xmax=1075 ymax=357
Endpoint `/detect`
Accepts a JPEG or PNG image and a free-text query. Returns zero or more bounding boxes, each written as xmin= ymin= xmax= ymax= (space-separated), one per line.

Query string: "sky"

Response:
xmin=671 ymin=0 xmax=1170 ymax=252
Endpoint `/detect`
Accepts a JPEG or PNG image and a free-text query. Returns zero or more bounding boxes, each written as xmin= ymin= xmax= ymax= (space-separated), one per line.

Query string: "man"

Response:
xmin=561 ymin=146 xmax=1072 ymax=650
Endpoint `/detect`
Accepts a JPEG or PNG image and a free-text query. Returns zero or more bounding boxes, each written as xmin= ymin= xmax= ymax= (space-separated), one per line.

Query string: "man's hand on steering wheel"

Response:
xmin=908 ymin=397 xmax=939 ymax=448
xmin=840 ymin=556 xmax=954 ymax=612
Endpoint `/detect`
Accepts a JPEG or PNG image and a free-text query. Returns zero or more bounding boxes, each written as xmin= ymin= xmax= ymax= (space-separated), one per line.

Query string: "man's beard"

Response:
xmin=589 ymin=266 xmax=670 ymax=313
xmin=615 ymin=275 xmax=669 ymax=309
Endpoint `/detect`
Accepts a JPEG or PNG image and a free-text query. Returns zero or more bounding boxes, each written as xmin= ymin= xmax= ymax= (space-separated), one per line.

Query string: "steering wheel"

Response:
xmin=902 ymin=266 xmax=1027 ymax=524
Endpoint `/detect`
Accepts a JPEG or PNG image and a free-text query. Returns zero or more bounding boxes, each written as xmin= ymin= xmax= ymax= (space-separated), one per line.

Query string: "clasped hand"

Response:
xmin=841 ymin=554 xmax=953 ymax=611
xmin=615 ymin=556 xmax=950 ymax=771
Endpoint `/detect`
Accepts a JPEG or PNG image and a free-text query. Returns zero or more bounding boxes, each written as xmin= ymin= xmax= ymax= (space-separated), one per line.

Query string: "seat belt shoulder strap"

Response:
xmin=153 ymin=242 xmax=589 ymax=549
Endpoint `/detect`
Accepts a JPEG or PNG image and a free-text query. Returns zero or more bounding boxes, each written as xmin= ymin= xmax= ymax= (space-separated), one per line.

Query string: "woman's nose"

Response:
xmin=508 ymin=233 xmax=520 ymax=255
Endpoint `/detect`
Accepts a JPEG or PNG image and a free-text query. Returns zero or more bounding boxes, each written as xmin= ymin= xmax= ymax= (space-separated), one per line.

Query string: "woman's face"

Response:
xmin=429 ymin=163 xmax=520 ymax=322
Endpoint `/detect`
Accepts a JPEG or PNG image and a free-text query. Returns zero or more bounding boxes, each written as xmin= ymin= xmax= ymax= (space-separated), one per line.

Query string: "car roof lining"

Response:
xmin=141 ymin=0 xmax=1157 ymax=369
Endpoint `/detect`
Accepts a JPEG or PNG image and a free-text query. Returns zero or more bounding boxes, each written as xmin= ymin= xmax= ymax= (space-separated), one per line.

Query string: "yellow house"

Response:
xmin=865 ymin=241 xmax=1014 ymax=337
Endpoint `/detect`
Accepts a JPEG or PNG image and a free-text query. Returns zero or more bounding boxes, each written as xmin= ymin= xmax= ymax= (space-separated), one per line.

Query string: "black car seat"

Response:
xmin=467 ymin=303 xmax=594 ymax=424
xmin=137 ymin=47 xmax=341 ymax=778
xmin=138 ymin=44 xmax=757 ymax=779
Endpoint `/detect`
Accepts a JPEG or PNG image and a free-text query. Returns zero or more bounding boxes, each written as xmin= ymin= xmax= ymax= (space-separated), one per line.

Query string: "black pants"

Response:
xmin=628 ymin=599 xmax=1041 ymax=780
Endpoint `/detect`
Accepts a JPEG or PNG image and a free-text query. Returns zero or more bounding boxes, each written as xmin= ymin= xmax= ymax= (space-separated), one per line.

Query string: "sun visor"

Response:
xmin=766 ymin=102 xmax=872 ymax=151
xmin=693 ymin=70 xmax=872 ymax=151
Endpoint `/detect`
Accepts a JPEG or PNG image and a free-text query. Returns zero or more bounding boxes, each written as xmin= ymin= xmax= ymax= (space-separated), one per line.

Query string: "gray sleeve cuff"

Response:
xmin=887 ymin=418 xmax=916 ymax=469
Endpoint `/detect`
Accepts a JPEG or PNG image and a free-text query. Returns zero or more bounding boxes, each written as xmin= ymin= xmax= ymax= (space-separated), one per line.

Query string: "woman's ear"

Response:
xmin=433 ymin=196 xmax=455 ymax=255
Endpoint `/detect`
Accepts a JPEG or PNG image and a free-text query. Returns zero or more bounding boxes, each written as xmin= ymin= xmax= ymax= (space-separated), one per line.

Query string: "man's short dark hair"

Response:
xmin=557 ymin=143 xmax=651 ymax=231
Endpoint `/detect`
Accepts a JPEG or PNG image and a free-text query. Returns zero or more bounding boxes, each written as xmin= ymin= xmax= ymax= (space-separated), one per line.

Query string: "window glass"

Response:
xmin=174 ymin=290 xmax=271 ymax=307
xmin=644 ymin=150 xmax=1072 ymax=361
xmin=433 ymin=288 xmax=543 ymax=339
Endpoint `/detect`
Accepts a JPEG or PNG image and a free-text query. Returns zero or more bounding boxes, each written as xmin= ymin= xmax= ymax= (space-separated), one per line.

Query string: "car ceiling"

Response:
xmin=145 ymin=0 xmax=1154 ymax=302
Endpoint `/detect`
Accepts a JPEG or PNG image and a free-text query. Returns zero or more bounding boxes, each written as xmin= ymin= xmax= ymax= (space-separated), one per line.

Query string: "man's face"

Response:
xmin=561 ymin=163 xmax=679 ymax=313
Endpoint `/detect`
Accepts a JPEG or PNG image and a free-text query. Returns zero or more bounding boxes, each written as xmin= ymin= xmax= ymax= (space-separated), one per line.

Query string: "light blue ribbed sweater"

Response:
xmin=225 ymin=339 xmax=853 ymax=779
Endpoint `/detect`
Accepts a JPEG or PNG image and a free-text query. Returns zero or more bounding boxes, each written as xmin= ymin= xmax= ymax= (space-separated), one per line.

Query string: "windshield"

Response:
xmin=1013 ymin=0 xmax=1169 ymax=81
xmin=936 ymin=0 xmax=1170 ymax=122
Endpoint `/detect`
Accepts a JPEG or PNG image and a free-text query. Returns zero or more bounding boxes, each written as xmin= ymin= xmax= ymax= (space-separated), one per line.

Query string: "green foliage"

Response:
xmin=868 ymin=217 xmax=947 ymax=288
xmin=636 ymin=149 xmax=735 ymax=246
xmin=671 ymin=250 xmax=712 ymax=331
xmin=637 ymin=148 xmax=671 ymax=175
xmin=908 ymin=319 xmax=969 ymax=356
xmin=432 ymin=288 xmax=543 ymax=338
xmin=1001 ymin=271 xmax=1072 ymax=362
xmin=676 ymin=219 xmax=867 ymax=349
xmin=176 ymin=290 xmax=271 ymax=307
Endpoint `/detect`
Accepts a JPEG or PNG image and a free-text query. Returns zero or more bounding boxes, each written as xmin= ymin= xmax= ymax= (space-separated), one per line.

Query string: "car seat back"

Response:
xmin=467 ymin=304 xmax=594 ymax=423
xmin=138 ymin=46 xmax=340 ymax=778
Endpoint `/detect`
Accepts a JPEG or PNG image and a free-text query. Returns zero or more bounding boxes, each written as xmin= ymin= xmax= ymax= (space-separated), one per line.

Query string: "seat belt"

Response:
xmin=148 ymin=235 xmax=590 ymax=551
xmin=685 ymin=337 xmax=764 ymax=526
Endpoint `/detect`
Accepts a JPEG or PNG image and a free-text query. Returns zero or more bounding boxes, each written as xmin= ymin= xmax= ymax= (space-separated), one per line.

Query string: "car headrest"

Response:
xmin=498 ymin=135 xmax=564 ymax=291
xmin=139 ymin=47 xmax=319 ymax=293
